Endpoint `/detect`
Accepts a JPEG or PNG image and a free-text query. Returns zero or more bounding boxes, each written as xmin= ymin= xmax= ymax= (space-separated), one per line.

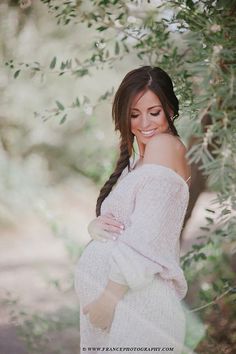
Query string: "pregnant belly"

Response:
xmin=74 ymin=239 xmax=116 ymax=304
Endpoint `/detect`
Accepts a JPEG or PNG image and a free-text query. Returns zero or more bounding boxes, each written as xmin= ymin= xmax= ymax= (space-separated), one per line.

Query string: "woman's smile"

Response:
xmin=139 ymin=128 xmax=158 ymax=137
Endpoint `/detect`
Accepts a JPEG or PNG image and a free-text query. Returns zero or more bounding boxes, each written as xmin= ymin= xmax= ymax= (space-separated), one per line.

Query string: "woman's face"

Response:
xmin=130 ymin=89 xmax=172 ymax=154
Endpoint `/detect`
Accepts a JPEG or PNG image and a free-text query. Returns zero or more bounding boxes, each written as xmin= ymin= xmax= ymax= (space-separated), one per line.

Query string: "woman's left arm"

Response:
xmin=104 ymin=278 xmax=129 ymax=301
xmin=82 ymin=279 xmax=128 ymax=332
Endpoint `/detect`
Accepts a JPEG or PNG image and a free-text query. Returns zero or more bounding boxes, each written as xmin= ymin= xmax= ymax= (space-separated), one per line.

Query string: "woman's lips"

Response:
xmin=139 ymin=128 xmax=157 ymax=137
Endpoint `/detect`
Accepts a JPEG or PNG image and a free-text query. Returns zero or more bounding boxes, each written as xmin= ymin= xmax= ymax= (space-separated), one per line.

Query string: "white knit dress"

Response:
xmin=74 ymin=156 xmax=190 ymax=354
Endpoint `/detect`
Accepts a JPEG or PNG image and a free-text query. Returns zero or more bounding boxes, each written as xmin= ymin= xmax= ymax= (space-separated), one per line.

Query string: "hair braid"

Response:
xmin=95 ymin=136 xmax=134 ymax=217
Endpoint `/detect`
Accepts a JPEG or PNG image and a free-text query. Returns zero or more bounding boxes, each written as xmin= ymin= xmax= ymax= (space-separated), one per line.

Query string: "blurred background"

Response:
xmin=0 ymin=1 xmax=235 ymax=353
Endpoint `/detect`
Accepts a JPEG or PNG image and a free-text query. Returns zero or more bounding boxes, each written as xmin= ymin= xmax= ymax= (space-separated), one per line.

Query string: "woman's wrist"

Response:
xmin=103 ymin=279 xmax=129 ymax=304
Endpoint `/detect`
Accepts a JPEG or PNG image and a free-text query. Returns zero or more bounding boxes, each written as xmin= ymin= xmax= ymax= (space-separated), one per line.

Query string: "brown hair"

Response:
xmin=95 ymin=66 xmax=180 ymax=216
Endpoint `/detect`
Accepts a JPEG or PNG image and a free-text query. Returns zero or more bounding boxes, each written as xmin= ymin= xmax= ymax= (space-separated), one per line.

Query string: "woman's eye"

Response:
xmin=131 ymin=114 xmax=139 ymax=118
xmin=150 ymin=111 xmax=160 ymax=116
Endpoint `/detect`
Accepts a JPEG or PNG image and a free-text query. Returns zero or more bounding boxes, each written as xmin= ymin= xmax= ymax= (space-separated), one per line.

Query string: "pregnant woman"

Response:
xmin=74 ymin=66 xmax=191 ymax=353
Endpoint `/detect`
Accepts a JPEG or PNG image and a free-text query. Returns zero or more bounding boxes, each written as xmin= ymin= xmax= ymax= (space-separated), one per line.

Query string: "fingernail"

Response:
xmin=120 ymin=225 xmax=124 ymax=229
xmin=112 ymin=236 xmax=117 ymax=240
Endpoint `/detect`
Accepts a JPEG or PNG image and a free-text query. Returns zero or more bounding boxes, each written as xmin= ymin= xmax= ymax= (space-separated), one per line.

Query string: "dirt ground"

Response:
xmin=0 ymin=175 xmax=214 ymax=354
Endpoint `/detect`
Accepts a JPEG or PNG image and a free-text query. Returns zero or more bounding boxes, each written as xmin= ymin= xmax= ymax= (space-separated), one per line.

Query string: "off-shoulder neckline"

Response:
xmin=128 ymin=163 xmax=190 ymax=192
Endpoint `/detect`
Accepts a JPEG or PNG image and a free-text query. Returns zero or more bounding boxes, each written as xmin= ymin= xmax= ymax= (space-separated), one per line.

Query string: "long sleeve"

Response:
xmin=108 ymin=167 xmax=189 ymax=300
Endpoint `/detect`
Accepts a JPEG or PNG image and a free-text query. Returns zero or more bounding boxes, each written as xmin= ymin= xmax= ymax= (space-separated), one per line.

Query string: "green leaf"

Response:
xmin=65 ymin=59 xmax=72 ymax=69
xmin=60 ymin=114 xmax=67 ymax=125
xmin=229 ymin=287 xmax=236 ymax=293
xmin=75 ymin=97 xmax=80 ymax=107
xmin=198 ymin=253 xmax=207 ymax=260
xmin=212 ymin=281 xmax=219 ymax=292
xmin=122 ymin=42 xmax=130 ymax=53
xmin=206 ymin=217 xmax=214 ymax=224
xmin=221 ymin=208 xmax=231 ymax=215
xmin=60 ymin=62 xmax=66 ymax=70
xmin=200 ymin=226 xmax=210 ymax=231
xmin=55 ymin=100 xmax=65 ymax=111
xmin=199 ymin=289 xmax=211 ymax=302
xmin=50 ymin=56 xmax=57 ymax=69
xmin=115 ymin=13 xmax=124 ymax=21
xmin=205 ymin=208 xmax=215 ymax=213
xmin=115 ymin=41 xmax=120 ymax=55
xmin=192 ymin=244 xmax=202 ymax=250
xmin=14 ymin=70 xmax=20 ymax=79
xmin=96 ymin=26 xmax=108 ymax=31
xmin=186 ymin=0 xmax=194 ymax=9
xmin=74 ymin=68 xmax=89 ymax=77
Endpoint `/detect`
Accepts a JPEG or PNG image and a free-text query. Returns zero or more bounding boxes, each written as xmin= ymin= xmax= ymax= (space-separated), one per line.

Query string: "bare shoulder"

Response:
xmin=143 ymin=133 xmax=191 ymax=182
xmin=143 ymin=133 xmax=186 ymax=163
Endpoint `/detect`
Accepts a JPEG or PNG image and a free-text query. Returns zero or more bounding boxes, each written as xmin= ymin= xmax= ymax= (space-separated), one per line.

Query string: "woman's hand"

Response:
xmin=88 ymin=213 xmax=125 ymax=242
xmin=82 ymin=291 xmax=118 ymax=333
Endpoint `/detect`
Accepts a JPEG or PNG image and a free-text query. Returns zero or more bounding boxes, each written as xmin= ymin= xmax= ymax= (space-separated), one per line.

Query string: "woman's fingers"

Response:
xmin=100 ymin=214 xmax=125 ymax=231
xmin=101 ymin=220 xmax=124 ymax=238
xmin=103 ymin=225 xmax=124 ymax=235
xmin=88 ymin=214 xmax=125 ymax=242
xmin=98 ymin=230 xmax=119 ymax=242
xmin=100 ymin=214 xmax=124 ymax=229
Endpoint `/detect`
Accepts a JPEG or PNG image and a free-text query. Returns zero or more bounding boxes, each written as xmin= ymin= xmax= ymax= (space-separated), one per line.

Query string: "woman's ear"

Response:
xmin=168 ymin=109 xmax=174 ymax=120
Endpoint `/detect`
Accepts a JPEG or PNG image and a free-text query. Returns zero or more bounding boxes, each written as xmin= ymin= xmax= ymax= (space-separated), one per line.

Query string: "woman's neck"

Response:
xmin=131 ymin=154 xmax=144 ymax=170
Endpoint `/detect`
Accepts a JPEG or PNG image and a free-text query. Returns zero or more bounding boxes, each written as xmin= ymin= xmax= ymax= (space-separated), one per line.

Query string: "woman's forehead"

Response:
xmin=131 ymin=89 xmax=161 ymax=108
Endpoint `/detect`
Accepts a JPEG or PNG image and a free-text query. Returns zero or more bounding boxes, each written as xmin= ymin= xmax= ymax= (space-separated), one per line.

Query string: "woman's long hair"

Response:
xmin=95 ymin=66 xmax=180 ymax=217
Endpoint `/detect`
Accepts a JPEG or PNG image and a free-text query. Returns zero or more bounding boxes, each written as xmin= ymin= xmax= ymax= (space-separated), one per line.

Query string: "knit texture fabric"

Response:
xmin=74 ymin=157 xmax=190 ymax=354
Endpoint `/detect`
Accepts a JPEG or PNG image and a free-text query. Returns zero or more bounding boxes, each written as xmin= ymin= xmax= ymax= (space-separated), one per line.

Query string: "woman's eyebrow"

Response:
xmin=148 ymin=105 xmax=162 ymax=109
xmin=131 ymin=105 xmax=162 ymax=111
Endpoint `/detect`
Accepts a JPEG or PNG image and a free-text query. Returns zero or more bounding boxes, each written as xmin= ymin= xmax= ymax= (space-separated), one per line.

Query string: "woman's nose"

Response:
xmin=139 ymin=114 xmax=154 ymax=128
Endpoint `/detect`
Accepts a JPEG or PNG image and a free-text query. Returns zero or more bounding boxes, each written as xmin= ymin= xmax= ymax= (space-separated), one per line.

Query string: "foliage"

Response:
xmin=1 ymin=289 xmax=79 ymax=354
